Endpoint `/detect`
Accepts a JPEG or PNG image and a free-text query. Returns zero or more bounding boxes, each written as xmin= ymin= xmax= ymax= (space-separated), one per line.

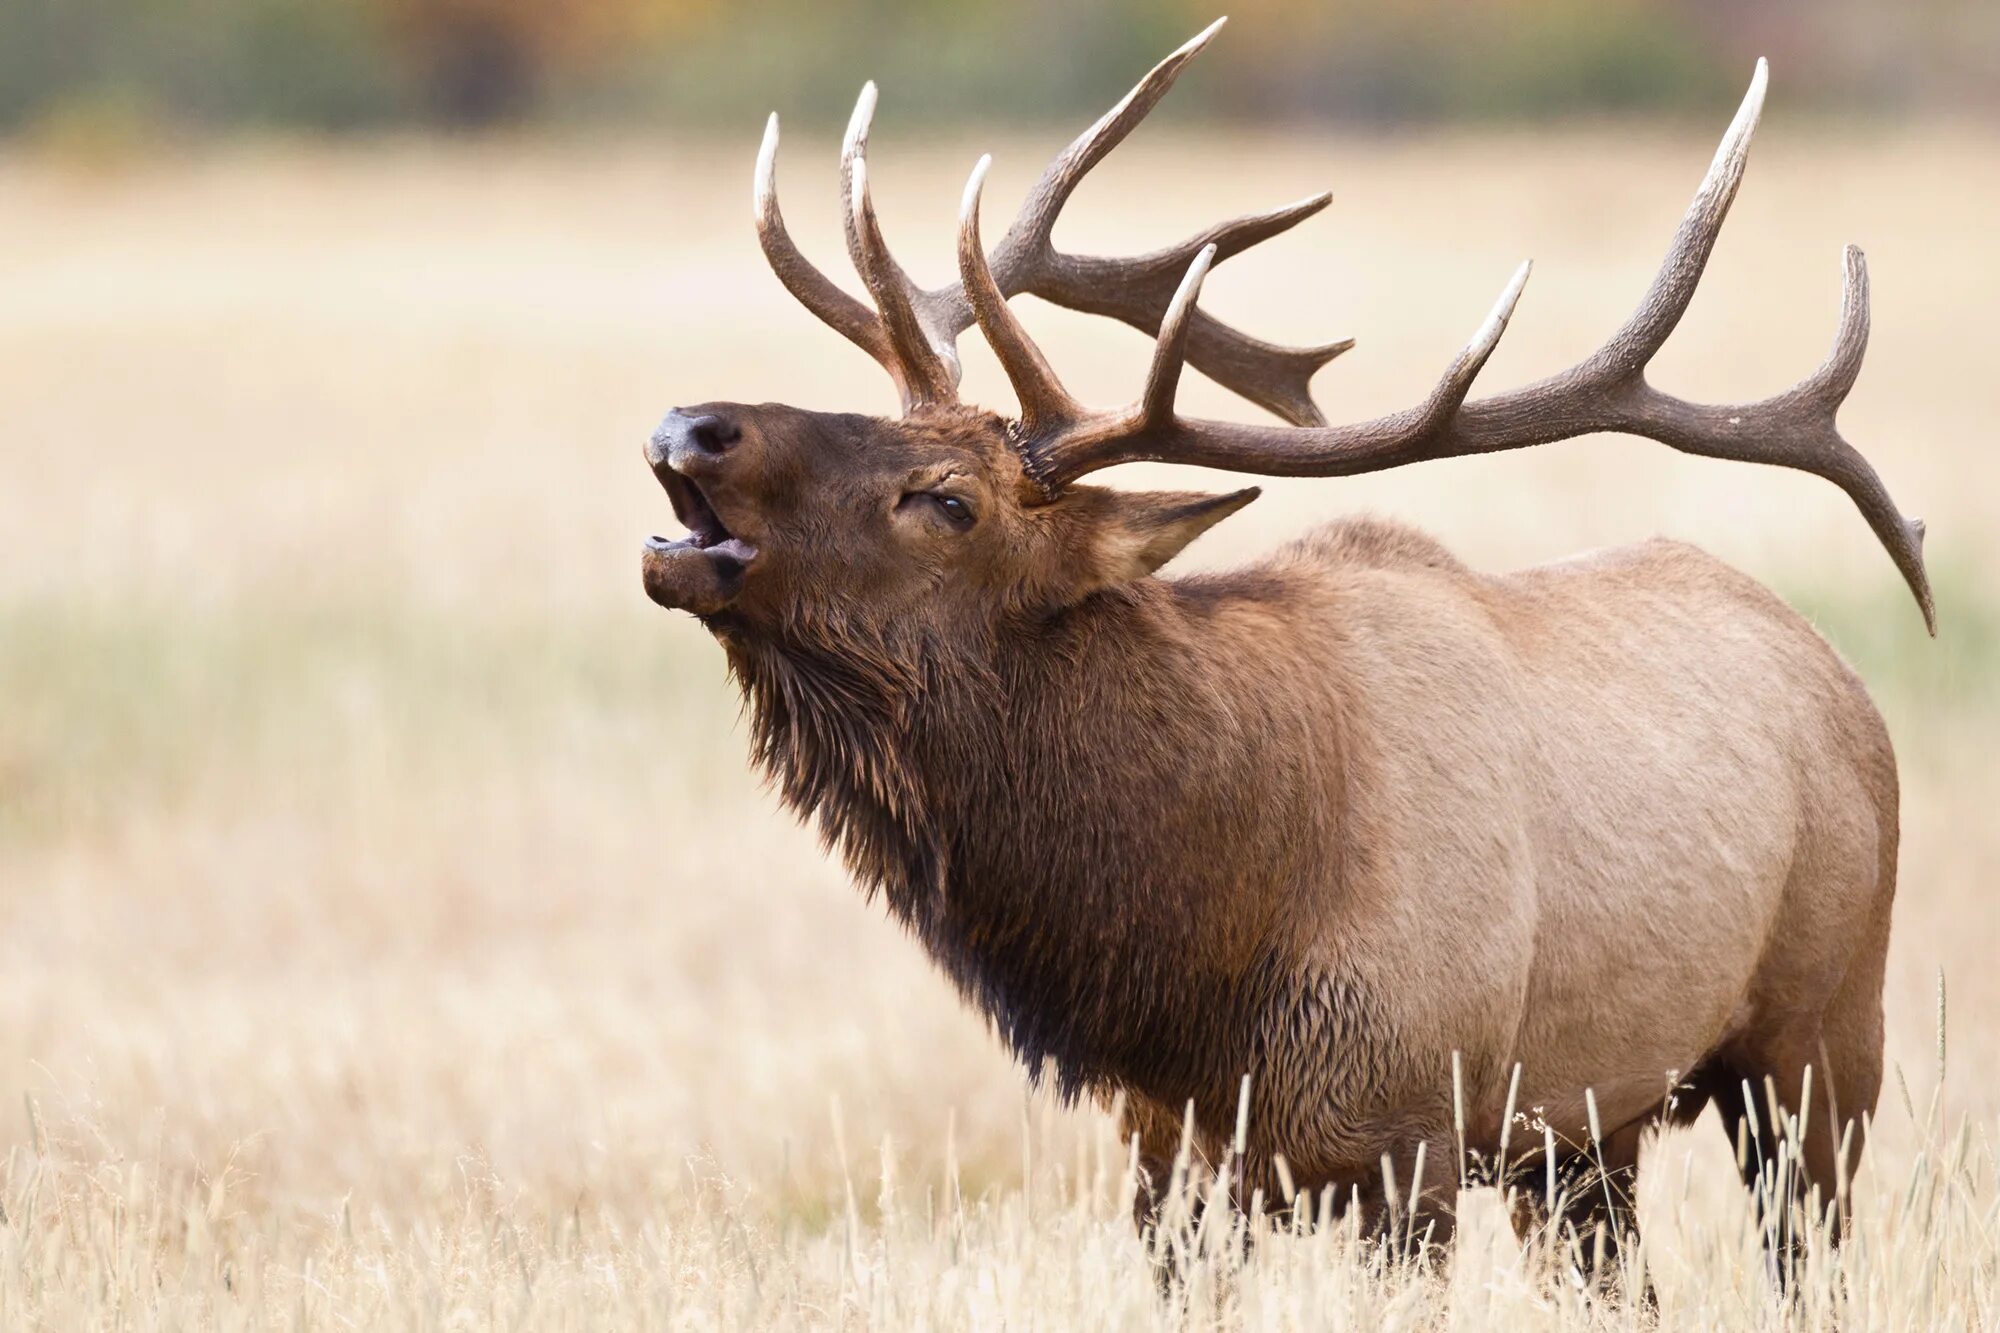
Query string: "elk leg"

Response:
xmin=1804 ymin=923 xmax=1888 ymax=1247
xmin=1118 ymin=1096 xmax=1220 ymax=1242
xmin=1507 ymin=1116 xmax=1652 ymax=1299
xmin=1716 ymin=980 xmax=1884 ymax=1281
xmin=1338 ymin=1133 xmax=1461 ymax=1264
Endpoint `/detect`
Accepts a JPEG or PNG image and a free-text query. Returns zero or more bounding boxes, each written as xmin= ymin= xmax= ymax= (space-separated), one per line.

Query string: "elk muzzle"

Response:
xmin=642 ymin=408 xmax=759 ymax=615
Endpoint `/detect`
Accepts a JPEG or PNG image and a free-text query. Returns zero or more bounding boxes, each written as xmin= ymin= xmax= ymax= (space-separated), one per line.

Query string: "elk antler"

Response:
xmin=982 ymin=60 xmax=1934 ymax=634
xmin=958 ymin=156 xmax=1217 ymax=467
xmin=752 ymin=17 xmax=1351 ymax=422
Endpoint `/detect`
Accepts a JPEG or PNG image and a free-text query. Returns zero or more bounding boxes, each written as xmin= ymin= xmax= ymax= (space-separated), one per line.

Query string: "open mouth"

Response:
xmin=649 ymin=471 xmax=758 ymax=567
xmin=643 ymin=470 xmax=758 ymax=613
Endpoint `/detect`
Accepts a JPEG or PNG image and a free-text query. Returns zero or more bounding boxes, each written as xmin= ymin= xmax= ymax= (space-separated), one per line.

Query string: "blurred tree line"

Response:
xmin=1 ymin=0 xmax=1993 ymax=137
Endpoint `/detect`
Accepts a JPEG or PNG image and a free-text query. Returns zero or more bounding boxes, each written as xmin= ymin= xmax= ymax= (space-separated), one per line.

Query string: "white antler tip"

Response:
xmin=960 ymin=155 xmax=993 ymax=224
xmin=1467 ymin=261 xmax=1532 ymax=357
xmin=1174 ymin=244 xmax=1216 ymax=307
xmin=753 ymin=115 xmax=780 ymax=212
xmin=1189 ymin=15 xmax=1229 ymax=50
xmin=844 ymin=83 xmax=879 ymax=154
xmin=1159 ymin=243 xmax=1217 ymax=344
xmin=1745 ymin=58 xmax=1769 ymax=113
xmin=1720 ymin=59 xmax=1769 ymax=161
xmin=1166 ymin=16 xmax=1228 ymax=64
xmin=1491 ymin=259 xmax=1531 ymax=322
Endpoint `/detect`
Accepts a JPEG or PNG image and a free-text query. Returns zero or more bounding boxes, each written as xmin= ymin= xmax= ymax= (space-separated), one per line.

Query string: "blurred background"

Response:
xmin=4 ymin=0 xmax=1998 ymax=144
xmin=1 ymin=0 xmax=1997 ymax=1322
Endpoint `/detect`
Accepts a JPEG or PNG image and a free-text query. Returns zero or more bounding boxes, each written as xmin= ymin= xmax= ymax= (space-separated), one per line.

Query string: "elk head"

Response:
xmin=642 ymin=19 xmax=1935 ymax=646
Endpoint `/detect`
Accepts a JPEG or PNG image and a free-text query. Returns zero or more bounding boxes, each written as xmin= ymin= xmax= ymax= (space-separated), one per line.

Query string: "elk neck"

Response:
xmin=720 ymin=564 xmax=1355 ymax=1110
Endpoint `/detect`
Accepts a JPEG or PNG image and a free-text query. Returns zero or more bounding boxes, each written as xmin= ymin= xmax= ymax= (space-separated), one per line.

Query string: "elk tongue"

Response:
xmin=641 ymin=535 xmax=756 ymax=614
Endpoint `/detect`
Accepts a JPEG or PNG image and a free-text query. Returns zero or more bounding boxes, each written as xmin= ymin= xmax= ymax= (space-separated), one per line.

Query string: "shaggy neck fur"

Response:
xmin=720 ymin=570 xmax=1337 ymax=1114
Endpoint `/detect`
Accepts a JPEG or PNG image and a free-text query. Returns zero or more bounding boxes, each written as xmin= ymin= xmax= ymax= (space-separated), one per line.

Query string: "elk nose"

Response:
xmin=646 ymin=410 xmax=741 ymax=471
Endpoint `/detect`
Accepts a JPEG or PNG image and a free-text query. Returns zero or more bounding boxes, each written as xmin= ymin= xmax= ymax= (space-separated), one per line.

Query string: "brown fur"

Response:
xmin=641 ymin=400 xmax=1897 ymax=1262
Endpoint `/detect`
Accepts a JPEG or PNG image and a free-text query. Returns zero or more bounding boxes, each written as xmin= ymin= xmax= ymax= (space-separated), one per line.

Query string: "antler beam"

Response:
xmin=1016 ymin=60 xmax=1935 ymax=633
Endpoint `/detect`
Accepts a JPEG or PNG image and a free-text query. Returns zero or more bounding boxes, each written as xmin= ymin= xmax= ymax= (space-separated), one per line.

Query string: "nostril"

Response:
xmin=686 ymin=414 xmax=741 ymax=454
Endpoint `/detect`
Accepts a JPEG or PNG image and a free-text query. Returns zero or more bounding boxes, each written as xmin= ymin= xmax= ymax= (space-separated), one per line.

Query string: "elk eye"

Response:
xmin=930 ymin=494 xmax=975 ymax=529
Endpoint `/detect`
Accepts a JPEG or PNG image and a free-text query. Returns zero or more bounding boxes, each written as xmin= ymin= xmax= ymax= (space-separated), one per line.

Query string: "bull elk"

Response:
xmin=638 ymin=20 xmax=1929 ymax=1277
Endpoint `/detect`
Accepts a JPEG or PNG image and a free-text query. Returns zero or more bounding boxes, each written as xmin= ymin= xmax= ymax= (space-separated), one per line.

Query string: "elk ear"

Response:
xmin=1076 ymin=485 xmax=1261 ymax=588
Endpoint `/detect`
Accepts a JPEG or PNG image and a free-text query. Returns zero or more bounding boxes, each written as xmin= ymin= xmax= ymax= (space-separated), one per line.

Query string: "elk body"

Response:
xmin=638 ymin=22 xmax=1929 ymax=1268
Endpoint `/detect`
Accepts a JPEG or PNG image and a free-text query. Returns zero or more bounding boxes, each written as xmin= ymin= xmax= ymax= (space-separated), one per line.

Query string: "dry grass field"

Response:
xmin=2 ymin=116 xmax=1998 ymax=1327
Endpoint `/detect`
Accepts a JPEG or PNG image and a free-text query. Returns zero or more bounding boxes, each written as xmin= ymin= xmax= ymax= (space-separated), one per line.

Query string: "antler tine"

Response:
xmin=1443 ymin=262 xmax=1533 ymax=398
xmin=748 ymin=22 xmax=1347 ymax=423
xmin=753 ymin=113 xmax=902 ymax=384
xmin=1029 ymin=258 xmax=1529 ymax=483
xmin=1644 ymin=241 xmax=1932 ymax=633
xmin=838 ymin=84 xmax=931 ymax=333
xmin=968 ymin=17 xmax=1350 ymax=426
xmin=847 ymin=154 xmax=959 ymax=410
xmin=1587 ymin=58 xmax=1767 ymax=379
xmin=997 ymin=16 xmax=1229 ymax=253
xmin=924 ymin=17 xmax=1346 ymax=423
xmin=1015 ymin=242 xmax=1222 ymax=496
xmin=1035 ymin=223 xmax=1353 ymax=427
xmin=1137 ymin=243 xmax=1219 ymax=427
xmin=1319 ymin=258 xmax=1538 ymax=455
xmin=957 ymin=157 xmax=1079 ymax=436
xmin=1810 ymin=242 xmax=1869 ymax=403
xmin=1024 ymin=61 xmax=1934 ymax=633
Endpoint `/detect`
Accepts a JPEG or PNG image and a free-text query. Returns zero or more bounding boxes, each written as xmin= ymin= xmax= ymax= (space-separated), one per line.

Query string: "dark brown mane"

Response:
xmin=725 ymin=620 xmax=957 ymax=919
xmin=726 ymin=573 xmax=1332 ymax=1110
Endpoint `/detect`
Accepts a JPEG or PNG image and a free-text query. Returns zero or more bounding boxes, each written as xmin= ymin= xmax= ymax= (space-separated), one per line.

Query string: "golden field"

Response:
xmin=2 ymin=116 xmax=1998 ymax=1327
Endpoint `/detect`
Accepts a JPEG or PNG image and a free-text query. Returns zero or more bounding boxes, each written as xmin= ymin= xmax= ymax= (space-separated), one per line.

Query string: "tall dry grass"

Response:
xmin=1 ymin=120 xmax=1997 ymax=1326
